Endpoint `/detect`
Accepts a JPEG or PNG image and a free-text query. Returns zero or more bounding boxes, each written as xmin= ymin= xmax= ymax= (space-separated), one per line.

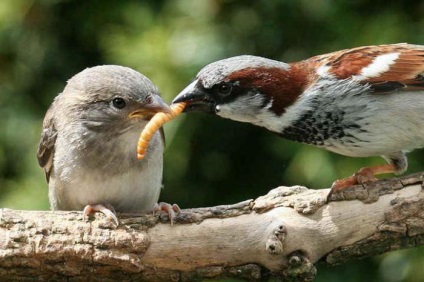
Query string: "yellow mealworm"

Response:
xmin=137 ymin=102 xmax=186 ymax=160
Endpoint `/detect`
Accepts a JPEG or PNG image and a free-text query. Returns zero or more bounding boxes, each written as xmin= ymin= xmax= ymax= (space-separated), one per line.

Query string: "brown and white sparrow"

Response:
xmin=172 ymin=43 xmax=424 ymax=199
xmin=37 ymin=65 xmax=173 ymax=224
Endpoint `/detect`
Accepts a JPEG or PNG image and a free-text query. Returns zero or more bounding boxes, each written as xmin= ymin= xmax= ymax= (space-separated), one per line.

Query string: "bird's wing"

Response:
xmin=36 ymin=106 xmax=57 ymax=182
xmin=311 ymin=43 xmax=424 ymax=93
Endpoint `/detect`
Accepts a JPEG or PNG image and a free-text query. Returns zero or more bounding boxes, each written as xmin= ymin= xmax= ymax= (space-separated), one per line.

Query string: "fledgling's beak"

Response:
xmin=129 ymin=95 xmax=172 ymax=119
xmin=172 ymin=80 xmax=216 ymax=114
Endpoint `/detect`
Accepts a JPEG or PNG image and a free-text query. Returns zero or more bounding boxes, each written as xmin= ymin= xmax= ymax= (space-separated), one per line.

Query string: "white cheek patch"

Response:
xmin=216 ymin=94 xmax=266 ymax=123
xmin=216 ymin=94 xmax=286 ymax=133
xmin=360 ymin=52 xmax=399 ymax=78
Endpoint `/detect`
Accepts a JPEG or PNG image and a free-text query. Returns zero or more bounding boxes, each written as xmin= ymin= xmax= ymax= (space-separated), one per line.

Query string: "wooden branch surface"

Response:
xmin=1 ymin=173 xmax=424 ymax=281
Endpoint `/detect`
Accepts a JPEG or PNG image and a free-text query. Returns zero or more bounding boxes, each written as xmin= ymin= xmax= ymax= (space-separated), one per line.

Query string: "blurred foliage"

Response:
xmin=0 ymin=0 xmax=423 ymax=280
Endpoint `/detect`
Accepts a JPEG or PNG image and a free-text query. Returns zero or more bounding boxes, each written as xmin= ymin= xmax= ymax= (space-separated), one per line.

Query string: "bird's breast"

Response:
xmin=50 ymin=125 xmax=164 ymax=211
xmin=276 ymin=82 xmax=424 ymax=157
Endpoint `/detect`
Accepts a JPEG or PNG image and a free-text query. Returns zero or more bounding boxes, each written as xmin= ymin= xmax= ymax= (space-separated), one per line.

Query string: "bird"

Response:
xmin=37 ymin=65 xmax=177 ymax=225
xmin=172 ymin=43 xmax=424 ymax=200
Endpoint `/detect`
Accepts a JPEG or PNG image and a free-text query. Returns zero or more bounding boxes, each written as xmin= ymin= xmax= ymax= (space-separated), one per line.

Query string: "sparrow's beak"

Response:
xmin=129 ymin=95 xmax=172 ymax=119
xmin=172 ymin=80 xmax=216 ymax=114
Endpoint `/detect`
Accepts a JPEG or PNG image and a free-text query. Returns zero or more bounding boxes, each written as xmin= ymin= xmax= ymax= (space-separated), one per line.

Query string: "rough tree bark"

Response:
xmin=1 ymin=172 xmax=424 ymax=281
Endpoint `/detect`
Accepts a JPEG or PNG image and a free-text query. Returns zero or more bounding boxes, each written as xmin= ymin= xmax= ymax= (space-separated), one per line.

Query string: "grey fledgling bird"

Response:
xmin=37 ymin=65 xmax=172 ymax=225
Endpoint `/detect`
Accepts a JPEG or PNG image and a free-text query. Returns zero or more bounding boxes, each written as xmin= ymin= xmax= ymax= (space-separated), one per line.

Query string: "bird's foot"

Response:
xmin=153 ymin=202 xmax=181 ymax=225
xmin=327 ymin=164 xmax=396 ymax=202
xmin=83 ymin=203 xmax=119 ymax=226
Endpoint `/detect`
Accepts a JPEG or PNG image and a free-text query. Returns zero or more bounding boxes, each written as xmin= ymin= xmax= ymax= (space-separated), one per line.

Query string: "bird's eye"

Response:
xmin=218 ymin=82 xmax=232 ymax=96
xmin=112 ymin=97 xmax=126 ymax=109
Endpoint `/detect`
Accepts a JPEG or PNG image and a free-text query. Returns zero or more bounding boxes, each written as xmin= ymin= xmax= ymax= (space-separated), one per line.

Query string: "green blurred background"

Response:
xmin=0 ymin=0 xmax=423 ymax=280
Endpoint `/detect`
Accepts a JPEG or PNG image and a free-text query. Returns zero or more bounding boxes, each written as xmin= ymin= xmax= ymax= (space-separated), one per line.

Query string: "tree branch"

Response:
xmin=1 ymin=173 xmax=423 ymax=281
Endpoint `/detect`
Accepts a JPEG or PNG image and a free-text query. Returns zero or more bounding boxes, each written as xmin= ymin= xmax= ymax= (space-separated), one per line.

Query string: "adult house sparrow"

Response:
xmin=172 ymin=44 xmax=424 ymax=200
xmin=37 ymin=65 xmax=176 ymax=225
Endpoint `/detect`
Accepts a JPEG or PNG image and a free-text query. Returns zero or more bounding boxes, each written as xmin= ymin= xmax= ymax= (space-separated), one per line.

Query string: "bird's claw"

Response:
xmin=83 ymin=203 xmax=119 ymax=226
xmin=327 ymin=167 xmax=379 ymax=202
xmin=153 ymin=202 xmax=181 ymax=225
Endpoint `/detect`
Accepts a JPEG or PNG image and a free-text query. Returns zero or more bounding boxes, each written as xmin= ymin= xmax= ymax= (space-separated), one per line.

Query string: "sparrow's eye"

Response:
xmin=217 ymin=82 xmax=232 ymax=96
xmin=112 ymin=97 xmax=126 ymax=109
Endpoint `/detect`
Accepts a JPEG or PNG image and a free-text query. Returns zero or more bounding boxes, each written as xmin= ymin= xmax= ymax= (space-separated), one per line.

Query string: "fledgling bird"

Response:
xmin=172 ymin=43 xmax=424 ymax=200
xmin=37 ymin=65 xmax=173 ymax=224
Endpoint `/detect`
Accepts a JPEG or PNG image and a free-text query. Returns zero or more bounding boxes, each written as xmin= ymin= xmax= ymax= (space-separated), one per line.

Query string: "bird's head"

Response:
xmin=59 ymin=65 xmax=171 ymax=132
xmin=172 ymin=55 xmax=308 ymax=126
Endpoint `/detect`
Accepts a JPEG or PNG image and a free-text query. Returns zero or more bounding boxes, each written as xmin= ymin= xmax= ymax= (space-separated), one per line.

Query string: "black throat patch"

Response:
xmin=279 ymin=96 xmax=368 ymax=147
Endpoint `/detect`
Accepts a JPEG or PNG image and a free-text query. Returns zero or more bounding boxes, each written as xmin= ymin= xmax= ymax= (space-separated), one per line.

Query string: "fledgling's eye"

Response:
xmin=217 ymin=82 xmax=232 ymax=96
xmin=112 ymin=97 xmax=126 ymax=109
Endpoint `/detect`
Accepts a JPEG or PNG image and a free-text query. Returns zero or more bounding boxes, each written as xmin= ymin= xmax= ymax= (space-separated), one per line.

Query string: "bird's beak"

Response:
xmin=129 ymin=95 xmax=172 ymax=119
xmin=172 ymin=80 xmax=216 ymax=114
